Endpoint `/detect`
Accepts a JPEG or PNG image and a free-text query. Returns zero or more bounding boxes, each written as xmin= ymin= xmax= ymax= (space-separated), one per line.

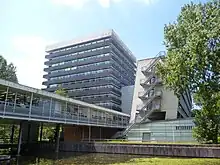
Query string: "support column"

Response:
xmin=29 ymin=93 xmax=33 ymax=118
xmin=10 ymin=125 xmax=15 ymax=144
xmin=82 ymin=126 xmax=84 ymax=141
xmin=17 ymin=122 xmax=23 ymax=156
xmin=39 ymin=123 xmax=43 ymax=142
xmin=3 ymin=87 xmax=9 ymax=115
xmin=55 ymin=124 xmax=60 ymax=153
xmin=27 ymin=123 xmax=31 ymax=144
xmin=49 ymin=98 xmax=52 ymax=120
xmin=88 ymin=126 xmax=91 ymax=142
xmin=13 ymin=92 xmax=17 ymax=112
xmin=99 ymin=127 xmax=102 ymax=140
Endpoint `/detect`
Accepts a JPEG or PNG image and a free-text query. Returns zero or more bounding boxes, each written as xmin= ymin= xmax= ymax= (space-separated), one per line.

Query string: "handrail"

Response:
xmin=141 ymin=51 xmax=165 ymax=73
xmin=113 ymin=52 xmax=165 ymax=138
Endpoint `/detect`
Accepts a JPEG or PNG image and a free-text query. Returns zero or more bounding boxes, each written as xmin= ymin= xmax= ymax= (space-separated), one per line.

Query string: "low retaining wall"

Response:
xmin=34 ymin=142 xmax=220 ymax=158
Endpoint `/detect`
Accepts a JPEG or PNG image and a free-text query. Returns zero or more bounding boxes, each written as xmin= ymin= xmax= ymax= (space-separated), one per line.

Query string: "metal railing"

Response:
xmin=0 ymin=101 xmax=128 ymax=128
xmin=140 ymin=74 xmax=154 ymax=86
xmin=141 ymin=51 xmax=165 ymax=74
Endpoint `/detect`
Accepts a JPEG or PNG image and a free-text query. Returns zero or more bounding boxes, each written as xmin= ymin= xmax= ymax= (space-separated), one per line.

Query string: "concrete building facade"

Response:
xmin=121 ymin=85 xmax=134 ymax=114
xmin=127 ymin=118 xmax=195 ymax=142
xmin=43 ymin=30 xmax=136 ymax=112
xmin=130 ymin=51 xmax=192 ymax=122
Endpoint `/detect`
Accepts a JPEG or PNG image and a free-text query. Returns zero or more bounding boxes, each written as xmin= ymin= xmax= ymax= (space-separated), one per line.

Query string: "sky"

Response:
xmin=0 ymin=0 xmax=207 ymax=89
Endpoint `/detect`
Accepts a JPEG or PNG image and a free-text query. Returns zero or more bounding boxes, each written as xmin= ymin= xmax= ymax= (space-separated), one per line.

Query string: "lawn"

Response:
xmin=112 ymin=158 xmax=220 ymax=165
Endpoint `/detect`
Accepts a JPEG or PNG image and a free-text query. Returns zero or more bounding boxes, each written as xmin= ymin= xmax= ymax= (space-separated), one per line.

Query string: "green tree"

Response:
xmin=0 ymin=55 xmax=19 ymax=143
xmin=156 ymin=0 xmax=220 ymax=143
xmin=55 ymin=86 xmax=68 ymax=97
xmin=0 ymin=55 xmax=18 ymax=83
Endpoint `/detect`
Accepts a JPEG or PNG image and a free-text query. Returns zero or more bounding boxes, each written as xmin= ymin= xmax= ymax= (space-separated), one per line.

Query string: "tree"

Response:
xmin=0 ymin=55 xmax=19 ymax=144
xmin=156 ymin=0 xmax=220 ymax=143
xmin=55 ymin=85 xmax=68 ymax=97
xmin=0 ymin=55 xmax=18 ymax=83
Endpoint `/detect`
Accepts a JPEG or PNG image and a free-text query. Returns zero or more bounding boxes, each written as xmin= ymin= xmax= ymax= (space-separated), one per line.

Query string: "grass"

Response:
xmin=28 ymin=157 xmax=220 ymax=165
xmin=97 ymin=140 xmax=199 ymax=145
xmin=112 ymin=158 xmax=220 ymax=165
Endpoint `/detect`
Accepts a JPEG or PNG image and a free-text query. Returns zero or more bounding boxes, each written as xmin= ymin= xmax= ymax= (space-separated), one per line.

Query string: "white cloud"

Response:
xmin=52 ymin=0 xmax=89 ymax=8
xmin=11 ymin=36 xmax=55 ymax=89
xmin=98 ymin=0 xmax=122 ymax=8
xmin=136 ymin=0 xmax=158 ymax=5
xmin=50 ymin=0 xmax=157 ymax=8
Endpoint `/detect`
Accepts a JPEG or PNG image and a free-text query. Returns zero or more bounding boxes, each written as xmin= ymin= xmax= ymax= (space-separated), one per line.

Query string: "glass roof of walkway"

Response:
xmin=0 ymin=79 xmax=130 ymax=128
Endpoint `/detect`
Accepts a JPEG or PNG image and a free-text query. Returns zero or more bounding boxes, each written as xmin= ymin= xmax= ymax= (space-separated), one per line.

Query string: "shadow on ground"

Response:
xmin=11 ymin=152 xmax=147 ymax=165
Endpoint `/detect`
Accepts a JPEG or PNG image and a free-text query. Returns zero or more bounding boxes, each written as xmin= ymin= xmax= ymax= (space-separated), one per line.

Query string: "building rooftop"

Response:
xmin=45 ymin=29 xmax=136 ymax=62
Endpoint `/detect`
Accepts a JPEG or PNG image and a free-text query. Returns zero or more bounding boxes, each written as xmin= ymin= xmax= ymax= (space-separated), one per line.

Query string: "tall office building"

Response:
xmin=42 ymin=30 xmax=136 ymax=112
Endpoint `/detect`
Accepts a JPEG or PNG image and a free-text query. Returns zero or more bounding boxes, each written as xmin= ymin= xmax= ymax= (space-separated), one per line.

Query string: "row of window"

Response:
xmin=176 ymin=125 xmax=193 ymax=130
xmin=111 ymin=67 xmax=134 ymax=85
xmin=51 ymin=38 xmax=111 ymax=56
xmin=50 ymin=60 xmax=111 ymax=74
xmin=68 ymin=85 xmax=120 ymax=92
xmin=48 ymin=76 xmax=121 ymax=88
xmin=51 ymin=52 xmax=110 ymax=67
xmin=49 ymin=69 xmax=110 ymax=81
xmin=112 ymin=60 xmax=134 ymax=82
xmin=96 ymin=102 xmax=121 ymax=108
xmin=76 ymin=93 xmax=120 ymax=102
xmin=111 ymin=45 xmax=135 ymax=71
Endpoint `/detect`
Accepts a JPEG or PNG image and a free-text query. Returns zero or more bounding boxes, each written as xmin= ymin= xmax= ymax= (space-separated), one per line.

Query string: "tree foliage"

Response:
xmin=55 ymin=86 xmax=68 ymax=97
xmin=156 ymin=0 xmax=220 ymax=143
xmin=0 ymin=55 xmax=19 ymax=143
xmin=0 ymin=55 xmax=18 ymax=83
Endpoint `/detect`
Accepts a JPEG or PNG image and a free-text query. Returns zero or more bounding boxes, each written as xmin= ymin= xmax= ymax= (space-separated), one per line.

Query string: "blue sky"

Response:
xmin=0 ymin=0 xmax=206 ymax=88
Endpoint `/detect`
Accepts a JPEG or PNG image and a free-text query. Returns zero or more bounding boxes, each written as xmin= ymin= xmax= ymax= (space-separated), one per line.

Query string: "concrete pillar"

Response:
xmin=22 ymin=122 xmax=39 ymax=143
xmin=99 ymin=127 xmax=102 ymax=140
xmin=82 ymin=126 xmax=84 ymax=141
xmin=88 ymin=126 xmax=91 ymax=142
xmin=27 ymin=123 xmax=31 ymax=144
xmin=17 ymin=122 xmax=23 ymax=156
xmin=39 ymin=123 xmax=43 ymax=142
xmin=55 ymin=124 xmax=60 ymax=153
xmin=10 ymin=125 xmax=15 ymax=144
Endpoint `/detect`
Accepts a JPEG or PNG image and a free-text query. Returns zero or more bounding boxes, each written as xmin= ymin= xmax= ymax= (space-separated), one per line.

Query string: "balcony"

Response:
xmin=141 ymin=66 xmax=155 ymax=76
xmin=138 ymin=89 xmax=162 ymax=100
xmin=136 ymin=103 xmax=161 ymax=113
xmin=140 ymin=76 xmax=162 ymax=87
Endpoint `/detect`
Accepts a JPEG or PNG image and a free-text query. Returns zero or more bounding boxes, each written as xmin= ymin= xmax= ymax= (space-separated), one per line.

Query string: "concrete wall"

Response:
xmin=35 ymin=142 xmax=220 ymax=158
xmin=161 ymin=89 xmax=178 ymax=119
xmin=127 ymin=118 xmax=195 ymax=142
xmin=130 ymin=59 xmax=153 ymax=121
xmin=121 ymin=85 xmax=134 ymax=114
xmin=63 ymin=125 xmax=120 ymax=141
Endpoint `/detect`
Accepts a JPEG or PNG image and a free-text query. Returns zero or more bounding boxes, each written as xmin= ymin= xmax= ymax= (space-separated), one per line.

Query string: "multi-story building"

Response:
xmin=42 ymin=29 xmax=136 ymax=112
xmin=130 ymin=51 xmax=192 ymax=123
xmin=111 ymin=52 xmax=193 ymax=140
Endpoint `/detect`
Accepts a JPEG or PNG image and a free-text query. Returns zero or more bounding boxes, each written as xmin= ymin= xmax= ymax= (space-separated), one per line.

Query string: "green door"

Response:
xmin=142 ymin=132 xmax=151 ymax=142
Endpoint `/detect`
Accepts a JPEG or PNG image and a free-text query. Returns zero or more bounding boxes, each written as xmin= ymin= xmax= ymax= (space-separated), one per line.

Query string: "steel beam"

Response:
xmin=17 ymin=122 xmax=23 ymax=156
xmin=29 ymin=93 xmax=34 ymax=117
xmin=49 ymin=98 xmax=52 ymax=120
xmin=39 ymin=123 xmax=43 ymax=142
xmin=55 ymin=124 xmax=60 ymax=153
xmin=42 ymin=100 xmax=45 ymax=116
xmin=13 ymin=92 xmax=17 ymax=112
xmin=3 ymin=87 xmax=9 ymax=115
